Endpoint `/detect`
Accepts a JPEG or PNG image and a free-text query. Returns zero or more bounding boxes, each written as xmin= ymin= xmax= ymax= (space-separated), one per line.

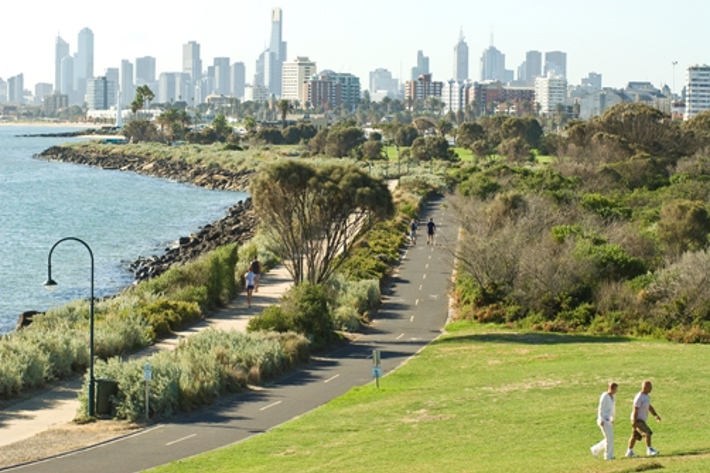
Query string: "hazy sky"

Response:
xmin=2 ymin=0 xmax=708 ymax=93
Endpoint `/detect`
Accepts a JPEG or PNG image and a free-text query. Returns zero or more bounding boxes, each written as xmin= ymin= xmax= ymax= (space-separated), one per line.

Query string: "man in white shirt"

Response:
xmin=626 ymin=380 xmax=661 ymax=457
xmin=591 ymin=382 xmax=617 ymax=460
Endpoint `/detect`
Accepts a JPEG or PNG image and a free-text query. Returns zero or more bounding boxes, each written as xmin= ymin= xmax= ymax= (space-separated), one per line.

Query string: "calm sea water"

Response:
xmin=0 ymin=125 xmax=248 ymax=333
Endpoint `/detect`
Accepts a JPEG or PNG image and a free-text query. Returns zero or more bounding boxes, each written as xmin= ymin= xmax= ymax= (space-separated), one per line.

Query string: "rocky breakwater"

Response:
xmin=37 ymin=146 xmax=253 ymax=191
xmin=130 ymin=198 xmax=256 ymax=281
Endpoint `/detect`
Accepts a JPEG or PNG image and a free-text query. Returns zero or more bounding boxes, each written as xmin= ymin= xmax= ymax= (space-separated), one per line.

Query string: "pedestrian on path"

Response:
xmin=245 ymin=268 xmax=256 ymax=308
xmin=591 ymin=382 xmax=617 ymax=460
xmin=250 ymin=255 xmax=262 ymax=292
xmin=409 ymin=219 xmax=418 ymax=245
xmin=626 ymin=380 xmax=661 ymax=457
xmin=426 ymin=218 xmax=436 ymax=245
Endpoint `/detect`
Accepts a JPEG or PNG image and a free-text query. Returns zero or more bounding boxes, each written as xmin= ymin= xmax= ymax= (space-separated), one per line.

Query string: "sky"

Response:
xmin=2 ymin=0 xmax=708 ymax=94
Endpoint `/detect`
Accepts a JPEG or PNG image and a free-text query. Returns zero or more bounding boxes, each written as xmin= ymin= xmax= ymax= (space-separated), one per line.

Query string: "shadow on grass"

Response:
xmin=434 ymin=332 xmax=632 ymax=346
xmin=619 ymin=463 xmax=664 ymax=473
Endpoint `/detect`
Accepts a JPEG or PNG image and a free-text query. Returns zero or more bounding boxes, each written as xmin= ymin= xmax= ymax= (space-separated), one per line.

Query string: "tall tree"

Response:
xmin=251 ymin=161 xmax=394 ymax=285
xmin=276 ymin=99 xmax=292 ymax=129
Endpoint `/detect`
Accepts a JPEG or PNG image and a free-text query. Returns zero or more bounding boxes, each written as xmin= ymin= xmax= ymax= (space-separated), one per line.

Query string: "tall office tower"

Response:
xmin=255 ymin=8 xmax=287 ymax=97
xmin=135 ymin=56 xmax=156 ymax=85
xmin=121 ymin=60 xmax=135 ymax=106
xmin=411 ymin=50 xmax=430 ymax=81
xmin=35 ymin=83 xmax=53 ymax=105
xmin=281 ymin=56 xmax=316 ymax=103
xmin=183 ymin=41 xmax=202 ymax=82
xmin=158 ymin=72 xmax=191 ymax=104
xmin=544 ymin=51 xmax=567 ymax=79
xmin=60 ymin=56 xmax=74 ymax=96
xmin=231 ymin=62 xmax=246 ymax=99
xmin=105 ymin=68 xmax=120 ymax=96
xmin=8 ymin=74 xmax=24 ymax=104
xmin=480 ymin=45 xmax=506 ymax=82
xmin=0 ymin=78 xmax=7 ymax=102
xmin=685 ymin=65 xmax=710 ymax=120
xmin=55 ymin=35 xmax=70 ymax=92
xmin=453 ymin=29 xmax=469 ymax=81
xmin=522 ymin=50 xmax=542 ymax=84
xmin=213 ymin=57 xmax=231 ymax=95
xmin=73 ymin=27 xmax=94 ymax=103
xmin=86 ymin=76 xmax=115 ymax=110
xmin=369 ymin=68 xmax=398 ymax=95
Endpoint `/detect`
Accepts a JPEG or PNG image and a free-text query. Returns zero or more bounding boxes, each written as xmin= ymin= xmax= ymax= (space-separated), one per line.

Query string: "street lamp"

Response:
xmin=44 ymin=237 xmax=96 ymax=417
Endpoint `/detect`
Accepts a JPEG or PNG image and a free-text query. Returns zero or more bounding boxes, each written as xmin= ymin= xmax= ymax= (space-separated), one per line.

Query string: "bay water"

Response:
xmin=0 ymin=125 xmax=248 ymax=333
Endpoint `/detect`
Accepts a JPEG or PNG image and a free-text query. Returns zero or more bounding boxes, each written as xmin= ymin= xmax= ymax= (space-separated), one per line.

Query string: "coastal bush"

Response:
xmin=78 ymin=329 xmax=309 ymax=421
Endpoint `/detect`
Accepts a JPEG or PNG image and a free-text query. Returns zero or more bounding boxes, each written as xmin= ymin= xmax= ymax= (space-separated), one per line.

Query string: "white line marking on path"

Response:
xmin=260 ymin=401 xmax=283 ymax=411
xmin=423 ymin=274 xmax=427 ymax=280
xmin=426 ymin=264 xmax=429 ymax=269
xmin=410 ymin=316 xmax=415 ymax=322
xmin=419 ymin=285 xmax=423 ymax=291
xmin=415 ymin=299 xmax=420 ymax=306
xmin=166 ymin=434 xmax=197 ymax=447
xmin=324 ymin=374 xmax=340 ymax=383
xmin=429 ymin=255 xmax=432 ymax=260
xmin=396 ymin=333 xmax=405 ymax=340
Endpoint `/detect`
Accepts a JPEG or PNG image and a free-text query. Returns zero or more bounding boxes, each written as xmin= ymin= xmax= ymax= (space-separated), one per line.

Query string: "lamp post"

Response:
xmin=44 ymin=237 xmax=95 ymax=417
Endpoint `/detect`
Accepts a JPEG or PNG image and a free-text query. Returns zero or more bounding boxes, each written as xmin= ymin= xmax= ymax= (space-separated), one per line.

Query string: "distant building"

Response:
xmin=183 ymin=41 xmax=202 ymax=82
xmin=85 ymin=76 xmax=115 ymax=110
xmin=576 ymin=88 xmax=624 ymax=120
xmin=404 ymin=74 xmax=443 ymax=102
xmin=535 ymin=74 xmax=567 ymax=115
xmin=7 ymin=74 xmax=24 ymax=104
xmin=442 ymin=80 xmax=471 ymax=113
xmin=105 ymin=68 xmax=119 ymax=97
xmin=121 ymin=60 xmax=135 ymax=107
xmin=244 ymin=85 xmax=270 ymax=102
xmin=453 ymin=30 xmax=469 ymax=82
xmin=544 ymin=51 xmax=567 ymax=79
xmin=213 ymin=57 xmax=231 ymax=95
xmin=34 ymin=83 xmax=53 ymax=105
xmin=157 ymin=72 xmax=190 ymax=104
xmin=471 ymin=81 xmax=535 ymax=115
xmin=582 ymin=72 xmax=602 ymax=91
xmin=74 ymin=28 xmax=94 ymax=103
xmin=55 ymin=35 xmax=70 ymax=93
xmin=685 ymin=65 xmax=710 ymax=120
xmin=0 ymin=78 xmax=7 ymax=102
xmin=44 ymin=92 xmax=69 ymax=114
xmin=231 ymin=62 xmax=246 ymax=99
xmin=369 ymin=68 xmax=399 ymax=97
xmin=319 ymin=71 xmax=360 ymax=110
xmin=480 ymin=45 xmax=506 ymax=82
xmin=60 ymin=56 xmax=74 ymax=97
xmin=411 ymin=50 xmax=430 ymax=81
xmin=304 ymin=74 xmax=341 ymax=109
xmin=517 ymin=50 xmax=542 ymax=86
xmin=255 ymin=7 xmax=287 ymax=97
xmin=135 ymin=56 xmax=156 ymax=85
xmin=282 ymin=56 xmax=317 ymax=103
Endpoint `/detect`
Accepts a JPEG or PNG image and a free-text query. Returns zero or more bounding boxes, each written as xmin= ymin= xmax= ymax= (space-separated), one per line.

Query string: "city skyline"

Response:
xmin=1 ymin=0 xmax=708 ymax=95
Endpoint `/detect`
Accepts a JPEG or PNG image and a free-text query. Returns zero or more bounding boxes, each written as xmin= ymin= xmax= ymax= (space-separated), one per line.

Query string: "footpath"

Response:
xmin=0 ymin=263 xmax=294 ymax=452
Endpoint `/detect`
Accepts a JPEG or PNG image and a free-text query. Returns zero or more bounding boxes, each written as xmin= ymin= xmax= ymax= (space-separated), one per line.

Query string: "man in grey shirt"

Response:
xmin=626 ymin=380 xmax=661 ymax=457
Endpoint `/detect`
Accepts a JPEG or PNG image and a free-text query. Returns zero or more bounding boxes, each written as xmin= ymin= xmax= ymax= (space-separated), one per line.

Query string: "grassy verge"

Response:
xmin=150 ymin=322 xmax=710 ymax=473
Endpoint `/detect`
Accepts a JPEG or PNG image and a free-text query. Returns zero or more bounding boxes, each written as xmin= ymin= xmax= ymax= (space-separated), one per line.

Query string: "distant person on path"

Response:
xmin=245 ymin=268 xmax=256 ymax=308
xmin=409 ymin=219 xmax=418 ymax=245
xmin=250 ymin=255 xmax=262 ymax=292
xmin=591 ymin=382 xmax=618 ymax=460
xmin=426 ymin=218 xmax=436 ymax=245
xmin=626 ymin=380 xmax=661 ymax=457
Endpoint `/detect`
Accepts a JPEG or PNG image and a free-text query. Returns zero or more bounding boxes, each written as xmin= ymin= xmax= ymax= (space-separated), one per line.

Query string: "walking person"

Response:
xmin=250 ymin=255 xmax=262 ymax=292
xmin=626 ymin=380 xmax=661 ymax=457
xmin=245 ymin=268 xmax=256 ymax=308
xmin=591 ymin=382 xmax=618 ymax=460
xmin=426 ymin=218 xmax=436 ymax=245
xmin=409 ymin=219 xmax=418 ymax=245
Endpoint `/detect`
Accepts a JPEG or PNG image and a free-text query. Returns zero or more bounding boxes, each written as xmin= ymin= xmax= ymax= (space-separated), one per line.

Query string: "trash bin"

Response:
xmin=95 ymin=378 xmax=118 ymax=416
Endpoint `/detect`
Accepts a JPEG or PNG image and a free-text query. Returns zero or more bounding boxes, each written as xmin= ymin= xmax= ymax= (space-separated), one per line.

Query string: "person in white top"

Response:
xmin=591 ymin=382 xmax=618 ymax=460
xmin=626 ymin=380 xmax=661 ymax=457
xmin=245 ymin=269 xmax=256 ymax=308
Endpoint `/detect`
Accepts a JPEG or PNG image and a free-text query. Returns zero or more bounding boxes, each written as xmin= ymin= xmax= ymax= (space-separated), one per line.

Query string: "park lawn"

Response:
xmin=150 ymin=322 xmax=710 ymax=473
xmin=453 ymin=147 xmax=474 ymax=162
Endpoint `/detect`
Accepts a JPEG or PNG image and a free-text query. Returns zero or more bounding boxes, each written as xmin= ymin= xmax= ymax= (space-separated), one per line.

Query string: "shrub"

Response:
xmin=657 ymin=199 xmax=710 ymax=256
xmin=283 ymin=283 xmax=335 ymax=348
xmin=581 ymin=193 xmax=632 ymax=220
xmin=138 ymin=299 xmax=202 ymax=338
xmin=247 ymin=305 xmax=292 ymax=333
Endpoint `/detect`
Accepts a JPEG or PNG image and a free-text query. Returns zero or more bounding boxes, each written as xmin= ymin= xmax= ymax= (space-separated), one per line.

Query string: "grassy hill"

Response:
xmin=150 ymin=322 xmax=710 ymax=472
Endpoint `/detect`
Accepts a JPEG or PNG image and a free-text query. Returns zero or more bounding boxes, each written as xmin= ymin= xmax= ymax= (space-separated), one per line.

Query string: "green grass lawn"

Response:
xmin=150 ymin=322 xmax=710 ymax=472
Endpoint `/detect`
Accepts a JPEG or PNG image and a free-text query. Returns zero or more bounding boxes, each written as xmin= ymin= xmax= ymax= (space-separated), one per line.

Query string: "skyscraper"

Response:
xmin=135 ymin=56 xmax=156 ymax=85
xmin=8 ymin=74 xmax=24 ymax=104
xmin=213 ymin=57 xmax=231 ymax=95
xmin=453 ymin=30 xmax=469 ymax=81
xmin=54 ymin=35 xmax=69 ymax=93
xmin=60 ymin=56 xmax=74 ymax=96
xmin=480 ymin=45 xmax=506 ymax=82
xmin=183 ymin=41 xmax=202 ymax=82
xmin=74 ymin=28 xmax=94 ymax=104
xmin=544 ymin=51 xmax=567 ymax=79
xmin=121 ymin=60 xmax=135 ymax=106
xmin=255 ymin=8 xmax=287 ymax=97
xmin=231 ymin=62 xmax=246 ymax=99
xmin=411 ymin=51 xmax=430 ymax=81
xmin=86 ymin=76 xmax=115 ymax=110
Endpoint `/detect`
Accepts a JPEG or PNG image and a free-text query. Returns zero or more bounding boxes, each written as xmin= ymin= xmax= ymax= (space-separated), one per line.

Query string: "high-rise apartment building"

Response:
xmin=0 ymin=78 xmax=7 ymax=102
xmin=282 ymin=56 xmax=316 ymax=103
xmin=105 ymin=68 xmax=119 ymax=97
xmin=55 ymin=35 xmax=69 ymax=93
xmin=121 ymin=60 xmax=135 ymax=106
xmin=34 ymin=83 xmax=53 ymax=105
xmin=255 ymin=8 xmax=287 ymax=97
xmin=480 ymin=45 xmax=506 ymax=82
xmin=183 ymin=41 xmax=202 ymax=82
xmin=8 ymin=74 xmax=24 ymax=104
xmin=135 ymin=56 xmax=156 ymax=85
xmin=60 ymin=56 xmax=74 ymax=96
xmin=231 ymin=62 xmax=246 ymax=99
xmin=404 ymin=74 xmax=443 ymax=102
xmin=544 ymin=51 xmax=567 ymax=79
xmin=411 ymin=50 xmax=430 ymax=81
xmin=86 ymin=76 xmax=115 ymax=110
xmin=213 ymin=57 xmax=231 ymax=95
xmin=685 ymin=65 xmax=710 ymax=120
xmin=453 ymin=30 xmax=469 ymax=82
xmin=535 ymin=73 xmax=567 ymax=115
xmin=158 ymin=72 xmax=191 ymax=104
xmin=304 ymin=74 xmax=341 ymax=109
xmin=442 ymin=79 xmax=471 ymax=113
xmin=369 ymin=68 xmax=398 ymax=96
xmin=318 ymin=71 xmax=361 ymax=110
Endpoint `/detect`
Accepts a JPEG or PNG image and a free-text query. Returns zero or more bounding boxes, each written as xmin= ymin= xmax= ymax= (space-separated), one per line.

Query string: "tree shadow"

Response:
xmin=433 ymin=331 xmax=632 ymax=346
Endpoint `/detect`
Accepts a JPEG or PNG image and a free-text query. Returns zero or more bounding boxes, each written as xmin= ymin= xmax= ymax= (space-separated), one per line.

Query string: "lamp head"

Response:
xmin=43 ymin=277 xmax=58 ymax=290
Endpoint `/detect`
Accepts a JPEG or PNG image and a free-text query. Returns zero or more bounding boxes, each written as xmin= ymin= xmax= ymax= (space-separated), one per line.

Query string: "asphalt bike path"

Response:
xmin=5 ymin=196 xmax=456 ymax=473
